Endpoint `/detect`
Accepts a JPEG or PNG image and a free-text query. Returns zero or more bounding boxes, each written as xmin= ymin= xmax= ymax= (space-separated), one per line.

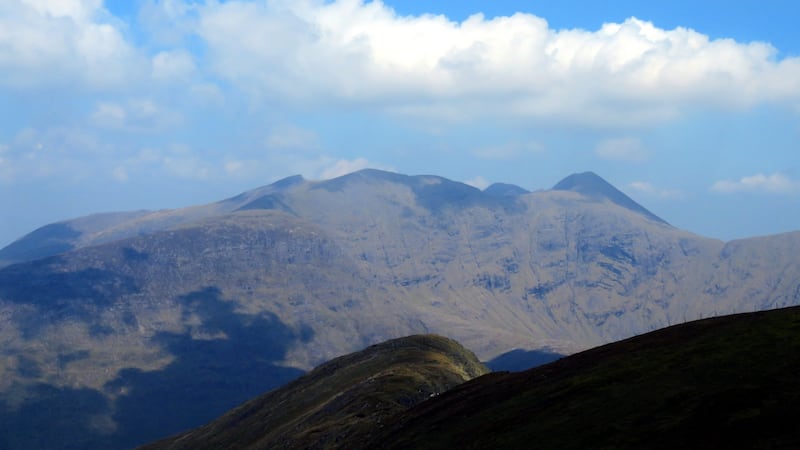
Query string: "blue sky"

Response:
xmin=1 ymin=0 xmax=799 ymax=246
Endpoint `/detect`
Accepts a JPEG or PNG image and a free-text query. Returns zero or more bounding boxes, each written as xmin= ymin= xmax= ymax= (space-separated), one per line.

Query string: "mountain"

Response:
xmin=140 ymin=306 xmax=800 ymax=450
xmin=1 ymin=169 xmax=799 ymax=448
xmin=139 ymin=334 xmax=488 ymax=450
xmin=483 ymin=182 xmax=529 ymax=198
xmin=552 ymin=171 xmax=668 ymax=224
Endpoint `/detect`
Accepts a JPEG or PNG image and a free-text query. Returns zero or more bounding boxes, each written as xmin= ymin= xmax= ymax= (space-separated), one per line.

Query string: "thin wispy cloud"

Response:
xmin=473 ymin=141 xmax=545 ymax=160
xmin=711 ymin=173 xmax=800 ymax=195
xmin=464 ymin=176 xmax=490 ymax=190
xmin=628 ymin=181 xmax=683 ymax=199
xmin=319 ymin=157 xmax=393 ymax=180
xmin=595 ymin=137 xmax=649 ymax=163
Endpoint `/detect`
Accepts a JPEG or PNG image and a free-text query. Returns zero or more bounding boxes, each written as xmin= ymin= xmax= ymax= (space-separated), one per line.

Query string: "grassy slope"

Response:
xmin=140 ymin=334 xmax=488 ymax=450
xmin=378 ymin=306 xmax=800 ymax=450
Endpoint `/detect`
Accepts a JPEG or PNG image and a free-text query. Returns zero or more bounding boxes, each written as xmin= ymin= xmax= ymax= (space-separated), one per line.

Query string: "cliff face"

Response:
xmin=1 ymin=169 xmax=799 ymax=449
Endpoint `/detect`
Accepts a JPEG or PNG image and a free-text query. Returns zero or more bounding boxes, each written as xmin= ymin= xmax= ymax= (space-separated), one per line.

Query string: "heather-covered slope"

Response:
xmin=140 ymin=335 xmax=488 ymax=450
xmin=374 ymin=306 xmax=800 ymax=449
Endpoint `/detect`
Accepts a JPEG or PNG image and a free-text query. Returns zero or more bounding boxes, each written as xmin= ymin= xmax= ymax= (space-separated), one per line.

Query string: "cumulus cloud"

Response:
xmin=5 ymin=1 xmax=800 ymax=127
xmin=595 ymin=137 xmax=649 ymax=162
xmin=711 ymin=173 xmax=800 ymax=194
xmin=628 ymin=181 xmax=683 ymax=199
xmin=191 ymin=0 xmax=800 ymax=126
xmin=0 ymin=0 xmax=143 ymax=88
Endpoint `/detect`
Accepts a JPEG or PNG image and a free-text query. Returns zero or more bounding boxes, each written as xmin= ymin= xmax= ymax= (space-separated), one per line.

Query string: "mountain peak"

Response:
xmin=269 ymin=174 xmax=305 ymax=189
xmin=484 ymin=182 xmax=530 ymax=198
xmin=552 ymin=172 xmax=668 ymax=224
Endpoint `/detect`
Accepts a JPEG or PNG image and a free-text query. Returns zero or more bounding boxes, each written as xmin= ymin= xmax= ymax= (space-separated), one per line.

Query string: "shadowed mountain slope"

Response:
xmin=483 ymin=182 xmax=530 ymax=198
xmin=140 ymin=335 xmax=488 ymax=450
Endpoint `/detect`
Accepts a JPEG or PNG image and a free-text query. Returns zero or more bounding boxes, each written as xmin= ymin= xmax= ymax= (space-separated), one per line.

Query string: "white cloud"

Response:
xmin=464 ymin=176 xmax=490 ymax=190
xmin=473 ymin=140 xmax=544 ymax=160
xmin=319 ymin=157 xmax=391 ymax=179
xmin=151 ymin=50 xmax=196 ymax=81
xmin=628 ymin=181 xmax=683 ymax=199
xmin=161 ymin=155 xmax=212 ymax=180
xmin=0 ymin=126 xmax=111 ymax=181
xmin=19 ymin=0 xmax=101 ymax=21
xmin=111 ymin=166 xmax=128 ymax=182
xmin=595 ymin=137 xmax=649 ymax=162
xmin=90 ymin=99 xmax=183 ymax=132
xmin=114 ymin=144 xmax=217 ymax=181
xmin=264 ymin=125 xmax=321 ymax=151
xmin=224 ymin=160 xmax=246 ymax=175
xmin=0 ymin=0 xmax=142 ymax=88
xmin=191 ymin=1 xmax=800 ymax=126
xmin=91 ymin=102 xmax=127 ymax=128
xmin=188 ymin=82 xmax=225 ymax=106
xmin=4 ymin=1 xmax=800 ymax=128
xmin=138 ymin=0 xmax=199 ymax=46
xmin=711 ymin=173 xmax=800 ymax=194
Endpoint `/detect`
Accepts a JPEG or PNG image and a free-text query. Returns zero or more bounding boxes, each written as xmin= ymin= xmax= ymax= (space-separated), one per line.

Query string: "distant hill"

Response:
xmin=140 ymin=307 xmax=800 ymax=449
xmin=483 ymin=182 xmax=530 ymax=198
xmin=1 ymin=169 xmax=799 ymax=448
xmin=139 ymin=334 xmax=488 ymax=450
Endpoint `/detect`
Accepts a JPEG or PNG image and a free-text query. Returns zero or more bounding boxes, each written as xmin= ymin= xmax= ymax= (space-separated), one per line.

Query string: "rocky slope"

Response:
xmin=1 ymin=169 xmax=799 ymax=449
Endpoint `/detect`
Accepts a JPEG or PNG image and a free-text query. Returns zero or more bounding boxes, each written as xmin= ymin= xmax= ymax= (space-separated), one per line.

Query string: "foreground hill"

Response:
xmin=1 ymin=169 xmax=799 ymax=448
xmin=140 ymin=334 xmax=488 ymax=450
xmin=375 ymin=306 xmax=800 ymax=449
xmin=148 ymin=307 xmax=800 ymax=449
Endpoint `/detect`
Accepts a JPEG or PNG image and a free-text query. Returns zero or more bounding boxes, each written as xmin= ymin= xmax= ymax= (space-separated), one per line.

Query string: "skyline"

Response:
xmin=1 ymin=0 xmax=799 ymax=246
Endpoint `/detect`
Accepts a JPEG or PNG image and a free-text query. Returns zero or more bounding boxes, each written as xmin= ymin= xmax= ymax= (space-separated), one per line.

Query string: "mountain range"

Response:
xmin=1 ymin=169 xmax=799 ymax=448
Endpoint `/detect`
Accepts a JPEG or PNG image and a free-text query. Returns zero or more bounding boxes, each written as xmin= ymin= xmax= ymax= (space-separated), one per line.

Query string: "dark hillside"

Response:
xmin=141 ymin=334 xmax=488 ymax=450
xmin=379 ymin=306 xmax=800 ymax=449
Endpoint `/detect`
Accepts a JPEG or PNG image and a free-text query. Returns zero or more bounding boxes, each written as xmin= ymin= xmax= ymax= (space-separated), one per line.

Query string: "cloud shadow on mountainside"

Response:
xmin=0 ymin=286 xmax=309 ymax=450
xmin=106 ymin=286 xmax=310 ymax=448
xmin=0 ymin=255 xmax=141 ymax=338
xmin=0 ymin=383 xmax=112 ymax=450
